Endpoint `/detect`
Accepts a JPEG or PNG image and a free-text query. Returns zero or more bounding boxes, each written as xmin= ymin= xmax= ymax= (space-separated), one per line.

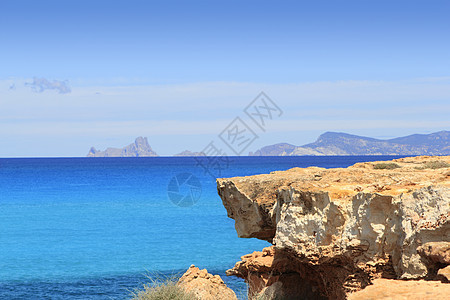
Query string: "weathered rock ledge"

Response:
xmin=217 ymin=156 xmax=450 ymax=299
xmin=178 ymin=265 xmax=237 ymax=300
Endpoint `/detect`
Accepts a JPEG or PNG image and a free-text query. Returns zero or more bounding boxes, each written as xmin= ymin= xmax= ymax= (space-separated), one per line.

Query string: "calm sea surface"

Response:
xmin=0 ymin=156 xmax=405 ymax=299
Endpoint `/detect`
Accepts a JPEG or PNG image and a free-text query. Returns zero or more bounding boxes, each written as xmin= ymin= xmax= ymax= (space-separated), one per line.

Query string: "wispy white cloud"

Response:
xmin=25 ymin=77 xmax=71 ymax=94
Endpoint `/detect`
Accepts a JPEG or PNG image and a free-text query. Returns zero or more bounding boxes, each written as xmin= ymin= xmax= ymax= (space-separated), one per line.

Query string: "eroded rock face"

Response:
xmin=177 ymin=265 xmax=237 ymax=300
xmin=417 ymin=241 xmax=450 ymax=265
xmin=226 ymin=246 xmax=329 ymax=299
xmin=217 ymin=156 xmax=450 ymax=299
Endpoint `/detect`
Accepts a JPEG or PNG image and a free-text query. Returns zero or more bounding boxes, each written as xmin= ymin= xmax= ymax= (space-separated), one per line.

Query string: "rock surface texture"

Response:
xmin=178 ymin=265 xmax=237 ymax=300
xmin=347 ymin=278 xmax=450 ymax=300
xmin=217 ymin=156 xmax=450 ymax=299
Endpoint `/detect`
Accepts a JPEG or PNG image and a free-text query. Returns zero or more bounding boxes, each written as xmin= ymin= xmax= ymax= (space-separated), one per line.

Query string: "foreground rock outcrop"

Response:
xmin=217 ymin=156 xmax=450 ymax=299
xmin=178 ymin=265 xmax=237 ymax=300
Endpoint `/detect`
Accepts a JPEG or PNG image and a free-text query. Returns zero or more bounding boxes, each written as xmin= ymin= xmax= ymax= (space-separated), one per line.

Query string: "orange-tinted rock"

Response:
xmin=178 ymin=265 xmax=237 ymax=300
xmin=348 ymin=279 xmax=450 ymax=300
xmin=218 ymin=156 xmax=450 ymax=299
xmin=217 ymin=156 xmax=450 ymax=242
xmin=227 ymin=246 xmax=330 ymax=299
xmin=417 ymin=241 xmax=450 ymax=265
xmin=437 ymin=265 xmax=450 ymax=283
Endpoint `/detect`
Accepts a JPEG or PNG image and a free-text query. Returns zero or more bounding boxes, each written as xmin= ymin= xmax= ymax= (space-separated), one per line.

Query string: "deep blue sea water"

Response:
xmin=0 ymin=156 xmax=405 ymax=299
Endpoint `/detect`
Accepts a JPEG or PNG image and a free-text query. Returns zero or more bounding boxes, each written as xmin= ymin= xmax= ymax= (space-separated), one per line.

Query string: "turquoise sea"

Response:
xmin=0 ymin=156 xmax=405 ymax=299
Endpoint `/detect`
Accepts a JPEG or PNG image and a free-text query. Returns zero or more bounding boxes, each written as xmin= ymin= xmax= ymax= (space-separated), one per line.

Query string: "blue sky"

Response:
xmin=1 ymin=0 xmax=449 ymax=156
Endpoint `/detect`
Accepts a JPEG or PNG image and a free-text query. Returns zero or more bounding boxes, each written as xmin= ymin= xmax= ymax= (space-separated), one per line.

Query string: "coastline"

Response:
xmin=1 ymin=155 xmax=448 ymax=299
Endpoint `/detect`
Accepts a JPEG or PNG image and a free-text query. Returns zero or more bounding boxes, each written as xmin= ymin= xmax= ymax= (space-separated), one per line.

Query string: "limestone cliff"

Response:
xmin=178 ymin=265 xmax=237 ymax=300
xmin=87 ymin=137 xmax=158 ymax=157
xmin=217 ymin=156 xmax=450 ymax=299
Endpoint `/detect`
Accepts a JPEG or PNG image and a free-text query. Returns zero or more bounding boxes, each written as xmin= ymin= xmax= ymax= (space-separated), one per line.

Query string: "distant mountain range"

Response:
xmin=87 ymin=137 xmax=158 ymax=157
xmin=86 ymin=131 xmax=449 ymax=157
xmin=86 ymin=137 xmax=205 ymax=157
xmin=249 ymin=131 xmax=450 ymax=156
